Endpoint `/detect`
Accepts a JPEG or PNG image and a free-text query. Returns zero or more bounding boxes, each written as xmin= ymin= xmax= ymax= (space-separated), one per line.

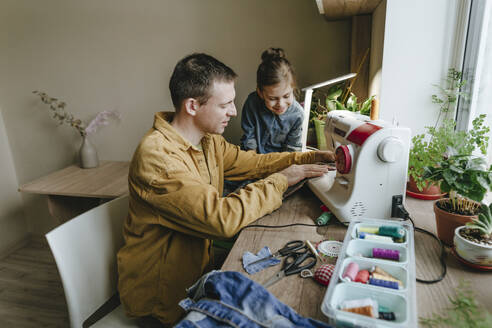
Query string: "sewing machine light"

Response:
xmin=300 ymin=73 xmax=357 ymax=151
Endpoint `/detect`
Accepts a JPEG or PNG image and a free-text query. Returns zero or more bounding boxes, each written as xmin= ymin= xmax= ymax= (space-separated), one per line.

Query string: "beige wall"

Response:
xmin=368 ymin=0 xmax=386 ymax=99
xmin=0 ymin=108 xmax=28 ymax=255
xmin=0 ymin=0 xmax=350 ymax=239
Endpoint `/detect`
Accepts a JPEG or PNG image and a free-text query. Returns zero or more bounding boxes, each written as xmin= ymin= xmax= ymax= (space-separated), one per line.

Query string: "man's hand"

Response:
xmin=313 ymin=150 xmax=335 ymax=163
xmin=278 ymin=164 xmax=330 ymax=186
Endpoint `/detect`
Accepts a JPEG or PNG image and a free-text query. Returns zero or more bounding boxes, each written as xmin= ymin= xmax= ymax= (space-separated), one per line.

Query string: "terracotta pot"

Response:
xmin=407 ymin=176 xmax=441 ymax=195
xmin=434 ymin=200 xmax=477 ymax=246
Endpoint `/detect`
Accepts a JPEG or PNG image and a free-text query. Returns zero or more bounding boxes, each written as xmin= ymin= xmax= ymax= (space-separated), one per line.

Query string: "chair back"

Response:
xmin=46 ymin=196 xmax=129 ymax=327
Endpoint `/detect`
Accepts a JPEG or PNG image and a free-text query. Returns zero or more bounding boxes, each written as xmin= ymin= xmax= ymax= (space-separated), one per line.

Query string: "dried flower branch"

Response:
xmin=33 ymin=91 xmax=121 ymax=137
xmin=85 ymin=110 xmax=121 ymax=135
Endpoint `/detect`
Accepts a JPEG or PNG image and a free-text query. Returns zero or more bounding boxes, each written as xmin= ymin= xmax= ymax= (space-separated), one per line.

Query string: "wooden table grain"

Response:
xmin=221 ymin=186 xmax=492 ymax=325
xmin=19 ymin=161 xmax=129 ymax=223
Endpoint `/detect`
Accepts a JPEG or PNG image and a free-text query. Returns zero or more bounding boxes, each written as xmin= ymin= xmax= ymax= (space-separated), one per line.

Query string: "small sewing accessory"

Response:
xmin=301 ymin=263 xmax=335 ymax=286
xmin=316 ymin=240 xmax=342 ymax=259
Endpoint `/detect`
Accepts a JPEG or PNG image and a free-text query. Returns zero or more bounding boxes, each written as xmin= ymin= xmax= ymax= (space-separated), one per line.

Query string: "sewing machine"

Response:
xmin=306 ymin=110 xmax=410 ymax=223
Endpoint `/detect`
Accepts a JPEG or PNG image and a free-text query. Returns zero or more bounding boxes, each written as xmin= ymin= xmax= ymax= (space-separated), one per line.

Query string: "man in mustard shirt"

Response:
xmin=117 ymin=53 xmax=334 ymax=326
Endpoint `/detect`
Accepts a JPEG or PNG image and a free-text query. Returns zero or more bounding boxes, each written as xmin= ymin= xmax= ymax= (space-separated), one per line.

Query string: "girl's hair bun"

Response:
xmin=261 ymin=48 xmax=286 ymax=62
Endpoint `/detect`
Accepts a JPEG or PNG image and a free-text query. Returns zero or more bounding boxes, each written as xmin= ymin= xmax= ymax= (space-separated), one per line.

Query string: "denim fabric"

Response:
xmin=242 ymin=246 xmax=281 ymax=274
xmin=175 ymin=271 xmax=332 ymax=328
xmin=240 ymin=92 xmax=304 ymax=154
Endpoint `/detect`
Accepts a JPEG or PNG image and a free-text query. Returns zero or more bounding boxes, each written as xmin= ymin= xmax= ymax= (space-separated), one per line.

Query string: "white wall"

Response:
xmin=0 ymin=0 xmax=351 ymax=240
xmin=380 ymin=0 xmax=460 ymax=135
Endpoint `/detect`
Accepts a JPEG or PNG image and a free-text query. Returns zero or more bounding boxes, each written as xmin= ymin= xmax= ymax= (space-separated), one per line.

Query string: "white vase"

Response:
xmin=79 ymin=135 xmax=99 ymax=169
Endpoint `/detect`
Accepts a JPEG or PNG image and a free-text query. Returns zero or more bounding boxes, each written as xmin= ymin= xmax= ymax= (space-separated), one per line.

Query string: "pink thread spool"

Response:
xmin=354 ymin=269 xmax=370 ymax=283
xmin=372 ymin=248 xmax=399 ymax=261
xmin=342 ymin=262 xmax=359 ymax=281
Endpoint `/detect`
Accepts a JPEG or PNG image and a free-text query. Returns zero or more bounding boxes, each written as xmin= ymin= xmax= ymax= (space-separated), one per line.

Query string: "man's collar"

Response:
xmin=153 ymin=112 xmax=211 ymax=151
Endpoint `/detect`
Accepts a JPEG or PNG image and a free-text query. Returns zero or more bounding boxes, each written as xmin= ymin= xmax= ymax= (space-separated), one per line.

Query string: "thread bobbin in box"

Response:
xmin=321 ymin=218 xmax=417 ymax=327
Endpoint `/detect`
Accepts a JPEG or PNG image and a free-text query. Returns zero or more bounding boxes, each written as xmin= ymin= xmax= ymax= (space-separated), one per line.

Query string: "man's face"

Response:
xmin=195 ymin=80 xmax=237 ymax=135
xmin=257 ymin=79 xmax=294 ymax=115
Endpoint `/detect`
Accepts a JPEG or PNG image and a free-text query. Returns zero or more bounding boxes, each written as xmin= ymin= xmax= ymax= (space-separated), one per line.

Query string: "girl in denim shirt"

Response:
xmin=240 ymin=48 xmax=303 ymax=153
xmin=224 ymin=48 xmax=303 ymax=195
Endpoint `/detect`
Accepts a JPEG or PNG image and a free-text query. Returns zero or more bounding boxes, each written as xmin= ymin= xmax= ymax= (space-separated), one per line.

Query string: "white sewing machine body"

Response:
xmin=307 ymin=110 xmax=410 ymax=223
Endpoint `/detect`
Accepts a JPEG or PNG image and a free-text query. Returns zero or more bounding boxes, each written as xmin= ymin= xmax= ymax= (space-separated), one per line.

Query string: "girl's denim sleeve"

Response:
xmin=283 ymin=104 xmax=304 ymax=152
xmin=240 ymin=95 xmax=258 ymax=151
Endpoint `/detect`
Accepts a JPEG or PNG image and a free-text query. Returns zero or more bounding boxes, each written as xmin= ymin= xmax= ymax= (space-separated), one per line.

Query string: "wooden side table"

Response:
xmin=19 ymin=161 xmax=129 ymax=224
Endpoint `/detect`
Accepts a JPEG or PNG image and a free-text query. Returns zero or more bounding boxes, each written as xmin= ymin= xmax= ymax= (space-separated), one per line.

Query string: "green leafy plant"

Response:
xmin=466 ymin=203 xmax=492 ymax=239
xmin=309 ymin=83 xmax=375 ymax=124
xmin=420 ymin=280 xmax=492 ymax=328
xmin=409 ymin=115 xmax=490 ymax=191
xmin=431 ymin=68 xmax=468 ymax=125
xmin=408 ymin=68 xmax=481 ymax=191
xmin=423 ymin=152 xmax=492 ymax=215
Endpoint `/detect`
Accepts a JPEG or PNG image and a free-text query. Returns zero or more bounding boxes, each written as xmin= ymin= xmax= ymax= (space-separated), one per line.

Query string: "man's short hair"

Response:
xmin=169 ymin=53 xmax=237 ymax=110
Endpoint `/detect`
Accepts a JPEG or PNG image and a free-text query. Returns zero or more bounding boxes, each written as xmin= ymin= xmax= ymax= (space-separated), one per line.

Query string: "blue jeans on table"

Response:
xmin=175 ymin=270 xmax=332 ymax=328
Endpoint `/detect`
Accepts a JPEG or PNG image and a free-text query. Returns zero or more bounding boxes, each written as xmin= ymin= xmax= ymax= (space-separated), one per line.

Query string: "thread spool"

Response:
xmin=354 ymin=269 xmax=370 ymax=284
xmin=370 ymin=97 xmax=379 ymax=120
xmin=371 ymin=266 xmax=391 ymax=277
xmin=340 ymin=298 xmax=377 ymax=312
xmin=359 ymin=232 xmax=394 ymax=243
xmin=358 ymin=226 xmax=379 ymax=235
xmin=316 ymin=212 xmax=333 ymax=226
xmin=369 ymin=277 xmax=399 ymax=289
xmin=379 ymin=311 xmax=396 ymax=321
xmin=372 ymin=272 xmax=403 ymax=288
xmin=342 ymin=262 xmax=359 ymax=281
xmin=378 ymin=226 xmax=405 ymax=239
xmin=343 ymin=305 xmax=376 ymax=318
xmin=372 ymin=248 xmax=400 ymax=261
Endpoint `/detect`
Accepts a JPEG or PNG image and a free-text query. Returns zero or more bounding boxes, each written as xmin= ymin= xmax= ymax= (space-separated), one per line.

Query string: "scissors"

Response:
xmin=248 ymin=240 xmax=305 ymax=266
xmin=262 ymin=247 xmax=317 ymax=288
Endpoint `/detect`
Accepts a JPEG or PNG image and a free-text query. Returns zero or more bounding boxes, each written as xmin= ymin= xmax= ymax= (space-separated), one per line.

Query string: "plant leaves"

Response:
xmin=476 ymin=175 xmax=489 ymax=190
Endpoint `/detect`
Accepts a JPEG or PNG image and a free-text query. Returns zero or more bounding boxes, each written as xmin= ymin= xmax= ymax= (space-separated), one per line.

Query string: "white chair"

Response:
xmin=46 ymin=195 xmax=139 ymax=327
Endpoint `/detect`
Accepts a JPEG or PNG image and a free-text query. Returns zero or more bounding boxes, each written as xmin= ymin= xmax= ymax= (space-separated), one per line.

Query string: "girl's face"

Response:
xmin=257 ymin=79 xmax=294 ymax=115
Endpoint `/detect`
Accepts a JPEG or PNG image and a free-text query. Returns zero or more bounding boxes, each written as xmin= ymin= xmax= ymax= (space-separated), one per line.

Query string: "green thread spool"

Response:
xmin=316 ymin=212 xmax=333 ymax=226
xmin=378 ymin=226 xmax=405 ymax=239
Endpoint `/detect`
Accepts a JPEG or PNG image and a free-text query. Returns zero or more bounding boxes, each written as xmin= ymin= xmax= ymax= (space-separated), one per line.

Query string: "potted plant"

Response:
xmin=308 ymin=84 xmax=375 ymax=150
xmin=407 ymin=121 xmax=452 ymax=198
xmin=454 ymin=203 xmax=492 ymax=267
xmin=423 ymin=148 xmax=492 ymax=246
xmin=407 ymin=69 xmax=469 ymax=198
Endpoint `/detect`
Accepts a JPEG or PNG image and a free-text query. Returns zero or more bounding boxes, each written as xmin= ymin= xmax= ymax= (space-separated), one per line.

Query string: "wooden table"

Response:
xmin=221 ymin=187 xmax=492 ymax=325
xmin=19 ymin=161 xmax=129 ymax=223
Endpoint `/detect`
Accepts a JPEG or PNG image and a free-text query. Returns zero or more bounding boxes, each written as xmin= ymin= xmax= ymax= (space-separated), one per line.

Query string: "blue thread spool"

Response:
xmin=378 ymin=226 xmax=405 ymax=239
xmin=369 ymin=277 xmax=399 ymax=289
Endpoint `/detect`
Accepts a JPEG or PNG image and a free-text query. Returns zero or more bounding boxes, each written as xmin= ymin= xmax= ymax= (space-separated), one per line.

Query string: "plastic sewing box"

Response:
xmin=321 ymin=218 xmax=417 ymax=327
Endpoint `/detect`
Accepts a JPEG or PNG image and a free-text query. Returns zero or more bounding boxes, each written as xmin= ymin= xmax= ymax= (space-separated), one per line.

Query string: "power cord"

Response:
xmin=393 ymin=203 xmax=447 ymax=284
xmin=241 ymin=203 xmax=447 ymax=284
xmin=239 ymin=219 xmax=346 ymax=233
